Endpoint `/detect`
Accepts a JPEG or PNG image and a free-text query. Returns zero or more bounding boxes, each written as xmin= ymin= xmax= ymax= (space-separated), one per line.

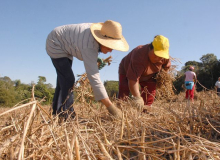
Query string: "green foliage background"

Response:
xmin=104 ymin=80 xmax=119 ymax=97
xmin=173 ymin=53 xmax=220 ymax=93
xmin=0 ymin=76 xmax=54 ymax=107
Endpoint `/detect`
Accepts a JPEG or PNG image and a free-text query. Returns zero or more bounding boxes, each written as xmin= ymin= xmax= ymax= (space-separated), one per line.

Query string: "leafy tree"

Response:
xmin=0 ymin=77 xmax=18 ymax=106
xmin=104 ymin=81 xmax=119 ymax=98
xmin=200 ymin=53 xmax=217 ymax=65
xmin=173 ymin=53 xmax=220 ymax=93
xmin=35 ymin=76 xmax=54 ymax=104
xmin=0 ymin=76 xmax=14 ymax=90
xmin=0 ymin=76 xmax=54 ymax=107
xmin=0 ymin=88 xmax=17 ymax=106
xmin=173 ymin=72 xmax=185 ymax=93
xmin=199 ymin=53 xmax=218 ymax=86
xmin=14 ymin=79 xmax=21 ymax=87
xmin=14 ymin=80 xmax=32 ymax=101
xmin=183 ymin=61 xmax=202 ymax=72
xmin=37 ymin=76 xmax=46 ymax=85
xmin=212 ymin=59 xmax=220 ymax=81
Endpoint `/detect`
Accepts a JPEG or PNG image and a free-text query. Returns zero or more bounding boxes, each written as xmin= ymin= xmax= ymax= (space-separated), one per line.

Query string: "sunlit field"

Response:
xmin=0 ymin=90 xmax=220 ymax=160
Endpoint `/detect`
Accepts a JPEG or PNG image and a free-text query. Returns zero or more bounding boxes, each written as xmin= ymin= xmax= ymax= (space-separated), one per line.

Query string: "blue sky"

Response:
xmin=0 ymin=1 xmax=219 ymax=87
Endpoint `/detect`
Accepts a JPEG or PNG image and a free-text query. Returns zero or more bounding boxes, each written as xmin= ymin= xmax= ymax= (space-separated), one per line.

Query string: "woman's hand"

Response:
xmin=100 ymin=98 xmax=122 ymax=119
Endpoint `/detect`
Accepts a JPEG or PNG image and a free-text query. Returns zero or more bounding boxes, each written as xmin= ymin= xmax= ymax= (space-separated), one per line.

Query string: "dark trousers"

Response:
xmin=217 ymin=88 xmax=220 ymax=96
xmin=51 ymin=57 xmax=75 ymax=115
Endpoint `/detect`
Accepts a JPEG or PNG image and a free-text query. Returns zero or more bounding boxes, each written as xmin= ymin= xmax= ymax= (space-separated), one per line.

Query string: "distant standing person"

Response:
xmin=46 ymin=20 xmax=129 ymax=119
xmin=215 ymin=77 xmax=220 ymax=96
xmin=185 ymin=66 xmax=197 ymax=102
xmin=118 ymin=35 xmax=171 ymax=113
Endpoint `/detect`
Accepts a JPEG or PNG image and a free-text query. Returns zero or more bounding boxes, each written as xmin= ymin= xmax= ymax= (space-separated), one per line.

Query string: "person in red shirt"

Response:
xmin=118 ymin=35 xmax=171 ymax=112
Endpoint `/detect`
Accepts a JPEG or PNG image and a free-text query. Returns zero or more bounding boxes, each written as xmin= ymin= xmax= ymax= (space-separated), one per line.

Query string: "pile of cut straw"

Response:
xmin=0 ymin=88 xmax=220 ymax=159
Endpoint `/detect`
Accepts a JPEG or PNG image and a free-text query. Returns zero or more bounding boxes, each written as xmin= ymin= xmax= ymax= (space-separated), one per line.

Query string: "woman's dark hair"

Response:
xmin=149 ymin=43 xmax=154 ymax=50
xmin=149 ymin=35 xmax=159 ymax=50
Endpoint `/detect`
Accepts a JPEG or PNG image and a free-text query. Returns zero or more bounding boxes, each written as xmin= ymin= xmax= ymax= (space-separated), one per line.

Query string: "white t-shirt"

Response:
xmin=215 ymin=81 xmax=220 ymax=88
xmin=46 ymin=23 xmax=108 ymax=101
xmin=185 ymin=71 xmax=196 ymax=81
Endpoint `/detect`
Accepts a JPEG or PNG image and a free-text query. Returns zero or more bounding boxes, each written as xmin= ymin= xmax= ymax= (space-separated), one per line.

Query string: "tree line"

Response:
xmin=0 ymin=53 xmax=219 ymax=107
xmin=0 ymin=76 xmax=54 ymax=107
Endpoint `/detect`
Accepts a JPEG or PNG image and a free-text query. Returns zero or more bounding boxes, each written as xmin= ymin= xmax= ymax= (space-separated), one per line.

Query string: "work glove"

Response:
xmin=131 ymin=96 xmax=144 ymax=111
xmin=97 ymin=57 xmax=107 ymax=70
xmin=107 ymin=105 xmax=122 ymax=119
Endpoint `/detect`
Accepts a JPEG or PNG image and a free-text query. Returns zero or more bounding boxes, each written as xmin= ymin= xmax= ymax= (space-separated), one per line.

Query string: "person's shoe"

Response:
xmin=58 ymin=110 xmax=76 ymax=122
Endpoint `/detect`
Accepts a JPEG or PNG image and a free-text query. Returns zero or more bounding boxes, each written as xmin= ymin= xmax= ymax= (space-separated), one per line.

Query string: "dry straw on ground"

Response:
xmin=0 ymin=57 xmax=220 ymax=159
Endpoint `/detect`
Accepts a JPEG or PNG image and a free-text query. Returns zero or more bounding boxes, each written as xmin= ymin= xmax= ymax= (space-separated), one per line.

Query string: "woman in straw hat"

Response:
xmin=118 ymin=35 xmax=171 ymax=113
xmin=46 ymin=20 xmax=129 ymax=119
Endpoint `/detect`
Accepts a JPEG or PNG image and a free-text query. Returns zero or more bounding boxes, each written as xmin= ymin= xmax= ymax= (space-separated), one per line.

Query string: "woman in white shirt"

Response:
xmin=215 ymin=77 xmax=220 ymax=96
xmin=46 ymin=20 xmax=129 ymax=119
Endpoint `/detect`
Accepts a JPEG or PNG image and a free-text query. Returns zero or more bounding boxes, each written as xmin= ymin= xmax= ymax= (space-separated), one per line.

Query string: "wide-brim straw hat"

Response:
xmin=90 ymin=20 xmax=129 ymax=52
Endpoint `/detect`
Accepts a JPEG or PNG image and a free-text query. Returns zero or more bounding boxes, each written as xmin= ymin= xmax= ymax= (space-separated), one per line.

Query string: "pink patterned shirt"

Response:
xmin=185 ymin=71 xmax=196 ymax=81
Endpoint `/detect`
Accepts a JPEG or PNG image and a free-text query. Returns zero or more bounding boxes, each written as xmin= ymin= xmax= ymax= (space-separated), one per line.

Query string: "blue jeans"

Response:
xmin=51 ymin=57 xmax=75 ymax=115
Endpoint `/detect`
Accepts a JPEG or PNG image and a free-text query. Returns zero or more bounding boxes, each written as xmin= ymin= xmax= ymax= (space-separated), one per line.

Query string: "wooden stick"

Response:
xmin=65 ymin=129 xmax=73 ymax=160
xmin=95 ymin=135 xmax=113 ymax=160
xmin=75 ymin=136 xmax=80 ymax=160
xmin=138 ymin=127 xmax=146 ymax=160
xmin=120 ymin=113 xmax=124 ymax=140
xmin=0 ymin=101 xmax=37 ymax=117
xmin=18 ymin=102 xmax=37 ymax=160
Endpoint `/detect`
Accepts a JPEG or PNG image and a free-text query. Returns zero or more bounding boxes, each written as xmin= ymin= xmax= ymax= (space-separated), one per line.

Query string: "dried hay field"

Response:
xmin=0 ymin=90 xmax=220 ymax=160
